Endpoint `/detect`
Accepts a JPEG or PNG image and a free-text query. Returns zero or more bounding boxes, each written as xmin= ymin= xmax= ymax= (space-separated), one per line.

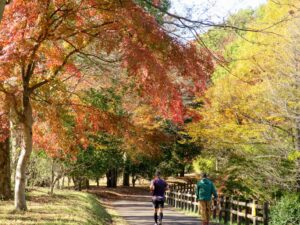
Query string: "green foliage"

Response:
xmin=125 ymin=154 xmax=158 ymax=180
xmin=158 ymin=120 xmax=201 ymax=177
xmin=201 ymin=9 xmax=255 ymax=52
xmin=69 ymin=133 xmax=124 ymax=181
xmin=135 ymin=0 xmax=171 ymax=24
xmin=84 ymin=88 xmax=125 ymax=116
xmin=270 ymin=194 xmax=300 ymax=225
xmin=193 ymin=157 xmax=215 ymax=174
xmin=27 ymin=151 xmax=52 ymax=187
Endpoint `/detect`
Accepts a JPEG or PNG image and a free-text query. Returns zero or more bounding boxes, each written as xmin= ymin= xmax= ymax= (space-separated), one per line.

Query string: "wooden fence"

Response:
xmin=165 ymin=184 xmax=269 ymax=225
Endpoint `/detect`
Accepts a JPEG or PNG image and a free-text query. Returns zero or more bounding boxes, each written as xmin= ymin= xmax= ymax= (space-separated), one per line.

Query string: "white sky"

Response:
xmin=171 ymin=0 xmax=267 ymax=22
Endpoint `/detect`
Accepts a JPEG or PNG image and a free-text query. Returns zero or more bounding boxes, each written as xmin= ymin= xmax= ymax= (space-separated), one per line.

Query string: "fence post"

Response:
xmin=230 ymin=197 xmax=234 ymax=225
xmin=245 ymin=200 xmax=249 ymax=225
xmin=213 ymin=197 xmax=217 ymax=219
xmin=224 ymin=197 xmax=230 ymax=224
xmin=218 ymin=196 xmax=223 ymax=222
xmin=252 ymin=200 xmax=257 ymax=225
xmin=237 ymin=199 xmax=241 ymax=225
xmin=263 ymin=202 xmax=269 ymax=225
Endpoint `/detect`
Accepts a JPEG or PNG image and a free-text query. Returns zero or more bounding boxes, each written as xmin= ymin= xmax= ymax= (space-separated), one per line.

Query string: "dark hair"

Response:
xmin=201 ymin=172 xmax=207 ymax=178
xmin=155 ymin=170 xmax=161 ymax=177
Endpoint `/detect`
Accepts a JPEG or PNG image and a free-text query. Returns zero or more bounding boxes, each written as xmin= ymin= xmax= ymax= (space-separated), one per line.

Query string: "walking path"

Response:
xmin=112 ymin=196 xmax=202 ymax=225
xmin=90 ymin=186 xmax=218 ymax=225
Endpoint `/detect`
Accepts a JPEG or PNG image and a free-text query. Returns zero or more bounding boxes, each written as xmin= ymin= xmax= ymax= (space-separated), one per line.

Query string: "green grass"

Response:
xmin=0 ymin=188 xmax=114 ymax=225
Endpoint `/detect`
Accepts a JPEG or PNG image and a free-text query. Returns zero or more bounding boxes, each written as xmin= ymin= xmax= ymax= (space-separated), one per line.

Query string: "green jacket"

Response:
xmin=196 ymin=178 xmax=218 ymax=201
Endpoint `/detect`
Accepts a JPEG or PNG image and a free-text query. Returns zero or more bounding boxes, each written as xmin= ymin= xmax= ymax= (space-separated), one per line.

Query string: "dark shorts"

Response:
xmin=152 ymin=197 xmax=165 ymax=209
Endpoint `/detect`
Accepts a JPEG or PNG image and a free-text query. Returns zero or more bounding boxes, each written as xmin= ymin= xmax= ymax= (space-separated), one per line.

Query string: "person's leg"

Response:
xmin=200 ymin=201 xmax=208 ymax=225
xmin=206 ymin=201 xmax=211 ymax=224
xmin=158 ymin=200 xmax=164 ymax=224
xmin=153 ymin=200 xmax=159 ymax=224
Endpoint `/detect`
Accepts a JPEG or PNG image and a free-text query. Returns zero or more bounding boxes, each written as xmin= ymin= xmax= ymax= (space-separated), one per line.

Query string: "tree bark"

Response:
xmin=131 ymin=173 xmax=137 ymax=187
xmin=61 ymin=176 xmax=65 ymax=189
xmin=96 ymin=177 xmax=99 ymax=187
xmin=14 ymin=92 xmax=33 ymax=211
xmin=85 ymin=178 xmax=90 ymax=190
xmin=0 ymin=137 xmax=11 ymax=200
xmin=106 ymin=168 xmax=117 ymax=188
xmin=123 ymin=166 xmax=130 ymax=187
xmin=179 ymin=165 xmax=185 ymax=177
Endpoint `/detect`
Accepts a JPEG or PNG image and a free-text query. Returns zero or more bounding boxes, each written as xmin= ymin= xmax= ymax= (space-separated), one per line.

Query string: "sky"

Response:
xmin=170 ymin=0 xmax=268 ymax=22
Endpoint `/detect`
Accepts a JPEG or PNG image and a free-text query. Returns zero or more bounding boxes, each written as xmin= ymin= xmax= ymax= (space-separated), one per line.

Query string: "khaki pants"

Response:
xmin=199 ymin=200 xmax=211 ymax=222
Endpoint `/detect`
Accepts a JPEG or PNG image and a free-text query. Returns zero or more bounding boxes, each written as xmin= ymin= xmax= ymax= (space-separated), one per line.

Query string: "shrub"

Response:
xmin=270 ymin=193 xmax=300 ymax=225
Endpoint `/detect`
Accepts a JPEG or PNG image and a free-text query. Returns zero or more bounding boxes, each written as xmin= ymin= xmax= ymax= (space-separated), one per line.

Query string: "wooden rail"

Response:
xmin=165 ymin=184 xmax=269 ymax=225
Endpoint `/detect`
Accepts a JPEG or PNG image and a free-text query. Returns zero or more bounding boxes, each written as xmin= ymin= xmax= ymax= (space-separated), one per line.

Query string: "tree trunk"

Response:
xmin=131 ymin=173 xmax=137 ymax=187
xmin=14 ymin=92 xmax=33 ymax=211
xmin=9 ymin=102 xmax=20 ymax=189
xmin=0 ymin=137 xmax=11 ymax=200
xmin=112 ymin=168 xmax=117 ymax=188
xmin=78 ymin=179 xmax=82 ymax=191
xmin=106 ymin=168 xmax=117 ymax=188
xmin=132 ymin=178 xmax=136 ymax=187
xmin=85 ymin=178 xmax=90 ymax=190
xmin=123 ymin=167 xmax=130 ymax=187
xmin=61 ymin=176 xmax=65 ymax=189
xmin=56 ymin=178 xmax=60 ymax=189
xmin=96 ymin=177 xmax=99 ymax=187
xmin=179 ymin=165 xmax=185 ymax=177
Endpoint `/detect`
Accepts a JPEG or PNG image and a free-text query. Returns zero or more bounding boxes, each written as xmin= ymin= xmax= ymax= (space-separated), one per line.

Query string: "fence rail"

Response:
xmin=165 ymin=184 xmax=269 ymax=225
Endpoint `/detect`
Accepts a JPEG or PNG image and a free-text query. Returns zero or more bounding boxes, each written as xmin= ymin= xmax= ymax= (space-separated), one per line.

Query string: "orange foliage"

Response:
xmin=0 ymin=0 xmax=213 ymax=155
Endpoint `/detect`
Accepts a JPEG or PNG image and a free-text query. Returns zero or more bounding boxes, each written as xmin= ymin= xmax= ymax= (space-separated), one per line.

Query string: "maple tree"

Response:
xmin=0 ymin=0 xmax=212 ymax=210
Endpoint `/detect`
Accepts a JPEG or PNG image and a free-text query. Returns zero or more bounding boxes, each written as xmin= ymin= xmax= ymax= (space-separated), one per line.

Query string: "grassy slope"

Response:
xmin=0 ymin=188 xmax=116 ymax=225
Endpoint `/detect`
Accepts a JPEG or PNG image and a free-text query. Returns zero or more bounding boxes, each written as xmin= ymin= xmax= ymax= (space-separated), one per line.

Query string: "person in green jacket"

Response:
xmin=196 ymin=172 xmax=218 ymax=225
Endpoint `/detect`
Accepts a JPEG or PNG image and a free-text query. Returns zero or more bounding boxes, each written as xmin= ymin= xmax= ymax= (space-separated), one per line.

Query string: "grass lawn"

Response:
xmin=0 ymin=188 xmax=116 ymax=225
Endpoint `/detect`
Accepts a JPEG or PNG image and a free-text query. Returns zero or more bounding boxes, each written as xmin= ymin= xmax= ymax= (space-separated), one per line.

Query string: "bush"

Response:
xmin=270 ymin=193 xmax=300 ymax=225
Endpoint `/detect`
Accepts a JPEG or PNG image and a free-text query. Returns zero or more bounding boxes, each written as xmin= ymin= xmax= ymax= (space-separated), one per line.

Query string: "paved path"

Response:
xmin=112 ymin=196 xmax=202 ymax=225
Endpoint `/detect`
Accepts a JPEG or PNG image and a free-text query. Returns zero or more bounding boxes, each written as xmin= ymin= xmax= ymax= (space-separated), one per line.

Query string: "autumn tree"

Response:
xmin=187 ymin=0 xmax=300 ymax=198
xmin=0 ymin=0 xmax=212 ymax=210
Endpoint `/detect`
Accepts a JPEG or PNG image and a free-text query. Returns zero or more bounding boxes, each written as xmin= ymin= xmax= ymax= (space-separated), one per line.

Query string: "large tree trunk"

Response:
xmin=0 ymin=137 xmax=11 ymax=200
xmin=14 ymin=93 xmax=33 ymax=211
xmin=106 ymin=168 xmax=117 ymax=188
xmin=123 ymin=166 xmax=130 ymax=187
xmin=9 ymin=100 xmax=20 ymax=189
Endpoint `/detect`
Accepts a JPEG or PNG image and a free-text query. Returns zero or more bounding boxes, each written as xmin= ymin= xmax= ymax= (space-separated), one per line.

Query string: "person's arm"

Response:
xmin=150 ymin=180 xmax=155 ymax=191
xmin=165 ymin=182 xmax=169 ymax=191
xmin=212 ymin=182 xmax=218 ymax=199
